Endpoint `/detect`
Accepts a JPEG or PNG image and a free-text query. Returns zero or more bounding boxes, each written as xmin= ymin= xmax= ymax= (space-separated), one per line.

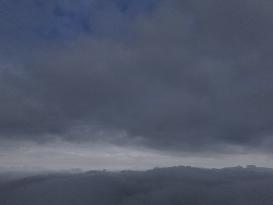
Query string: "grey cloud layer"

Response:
xmin=1 ymin=0 xmax=273 ymax=152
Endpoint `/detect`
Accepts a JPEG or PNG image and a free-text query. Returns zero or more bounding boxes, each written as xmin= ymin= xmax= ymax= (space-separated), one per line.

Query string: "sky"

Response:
xmin=0 ymin=0 xmax=273 ymax=171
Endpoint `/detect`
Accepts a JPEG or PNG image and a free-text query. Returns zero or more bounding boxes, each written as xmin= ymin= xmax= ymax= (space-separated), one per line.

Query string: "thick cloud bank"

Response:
xmin=1 ymin=166 xmax=273 ymax=205
xmin=0 ymin=0 xmax=273 ymax=153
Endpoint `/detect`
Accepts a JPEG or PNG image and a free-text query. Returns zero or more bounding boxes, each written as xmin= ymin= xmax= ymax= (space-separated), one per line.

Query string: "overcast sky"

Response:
xmin=0 ymin=0 xmax=273 ymax=171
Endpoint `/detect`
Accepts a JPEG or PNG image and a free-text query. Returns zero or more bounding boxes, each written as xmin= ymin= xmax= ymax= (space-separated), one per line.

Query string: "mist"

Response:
xmin=1 ymin=166 xmax=273 ymax=205
xmin=0 ymin=0 xmax=273 ymax=204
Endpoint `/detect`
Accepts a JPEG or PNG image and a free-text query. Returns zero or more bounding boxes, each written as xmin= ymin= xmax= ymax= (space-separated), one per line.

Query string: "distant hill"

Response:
xmin=0 ymin=166 xmax=273 ymax=205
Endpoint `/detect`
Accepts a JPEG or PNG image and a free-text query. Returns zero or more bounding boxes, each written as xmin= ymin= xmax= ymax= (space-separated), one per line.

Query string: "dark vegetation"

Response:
xmin=0 ymin=166 xmax=273 ymax=205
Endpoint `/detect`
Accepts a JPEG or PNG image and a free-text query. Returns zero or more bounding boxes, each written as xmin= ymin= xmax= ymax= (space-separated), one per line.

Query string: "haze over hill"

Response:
xmin=0 ymin=0 xmax=273 ymax=204
xmin=1 ymin=166 xmax=273 ymax=205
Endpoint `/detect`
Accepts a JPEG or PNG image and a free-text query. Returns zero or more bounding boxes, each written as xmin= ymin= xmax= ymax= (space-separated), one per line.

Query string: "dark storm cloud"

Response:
xmin=0 ymin=0 xmax=273 ymax=152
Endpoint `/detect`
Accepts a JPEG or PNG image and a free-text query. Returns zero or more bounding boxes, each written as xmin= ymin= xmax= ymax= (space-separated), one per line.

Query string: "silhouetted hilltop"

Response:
xmin=0 ymin=166 xmax=273 ymax=205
